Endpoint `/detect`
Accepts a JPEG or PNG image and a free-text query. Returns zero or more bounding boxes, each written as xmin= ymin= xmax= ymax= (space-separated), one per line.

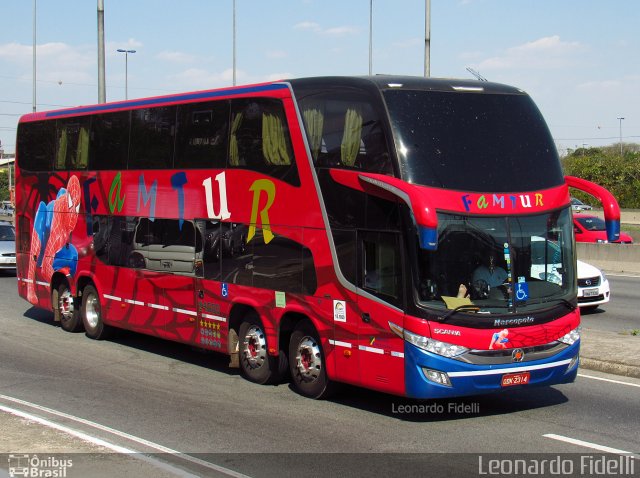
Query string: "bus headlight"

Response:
xmin=559 ymin=327 xmax=581 ymax=345
xmin=403 ymin=328 xmax=468 ymax=358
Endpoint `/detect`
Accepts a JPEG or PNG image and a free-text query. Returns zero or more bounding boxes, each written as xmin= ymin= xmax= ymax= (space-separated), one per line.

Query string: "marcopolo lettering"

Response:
xmin=494 ymin=317 xmax=535 ymax=327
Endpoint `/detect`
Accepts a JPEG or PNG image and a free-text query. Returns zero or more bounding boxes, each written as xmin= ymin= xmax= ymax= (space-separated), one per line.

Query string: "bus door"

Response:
xmin=356 ymin=230 xmax=406 ymax=396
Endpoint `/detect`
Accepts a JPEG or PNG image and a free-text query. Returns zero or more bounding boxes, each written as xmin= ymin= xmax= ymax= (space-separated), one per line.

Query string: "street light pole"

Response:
xmin=117 ymin=49 xmax=136 ymax=100
xmin=617 ymin=116 xmax=625 ymax=156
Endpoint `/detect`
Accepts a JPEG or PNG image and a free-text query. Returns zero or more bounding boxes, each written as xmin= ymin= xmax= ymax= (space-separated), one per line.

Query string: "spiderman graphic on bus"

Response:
xmin=26 ymin=175 xmax=82 ymax=303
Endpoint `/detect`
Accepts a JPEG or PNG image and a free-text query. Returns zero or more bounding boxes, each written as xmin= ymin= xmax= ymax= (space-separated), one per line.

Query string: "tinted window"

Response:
xmin=129 ymin=107 xmax=177 ymax=169
xmin=89 ymin=112 xmax=130 ymax=170
xmin=229 ymin=98 xmax=299 ymax=186
xmin=298 ymin=89 xmax=393 ymax=174
xmin=17 ymin=121 xmax=56 ymax=171
xmin=175 ymin=102 xmax=229 ymax=169
xmin=198 ymin=219 xmax=222 ymax=280
xmin=54 ymin=117 xmax=91 ymax=170
xmin=332 ymin=229 xmax=357 ymax=285
xmin=360 ymin=231 xmax=402 ymax=306
xmin=384 ymin=90 xmax=563 ymax=192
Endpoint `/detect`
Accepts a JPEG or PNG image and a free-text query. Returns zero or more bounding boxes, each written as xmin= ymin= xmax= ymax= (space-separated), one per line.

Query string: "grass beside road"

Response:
xmin=622 ymin=223 xmax=640 ymax=243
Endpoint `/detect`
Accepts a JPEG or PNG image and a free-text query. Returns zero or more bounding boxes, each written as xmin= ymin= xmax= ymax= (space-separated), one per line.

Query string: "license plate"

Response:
xmin=501 ymin=372 xmax=530 ymax=387
xmin=583 ymin=288 xmax=599 ymax=297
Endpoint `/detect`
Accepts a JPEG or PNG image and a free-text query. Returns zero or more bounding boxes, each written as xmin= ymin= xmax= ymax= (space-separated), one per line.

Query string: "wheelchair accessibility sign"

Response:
xmin=515 ymin=282 xmax=529 ymax=301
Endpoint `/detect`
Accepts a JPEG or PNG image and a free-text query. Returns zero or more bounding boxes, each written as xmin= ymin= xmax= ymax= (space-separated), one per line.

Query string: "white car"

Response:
xmin=530 ymin=237 xmax=609 ymax=310
xmin=570 ymin=197 xmax=593 ymax=211
xmin=577 ymin=260 xmax=609 ymax=310
xmin=0 ymin=221 xmax=16 ymax=271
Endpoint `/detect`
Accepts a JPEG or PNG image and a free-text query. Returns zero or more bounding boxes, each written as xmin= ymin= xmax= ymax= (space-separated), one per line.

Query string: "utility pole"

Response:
xmin=369 ymin=0 xmax=373 ymax=76
xmin=98 ymin=0 xmax=106 ymax=103
xmin=424 ymin=0 xmax=431 ymax=77
xmin=32 ymin=0 xmax=37 ymax=112
xmin=233 ymin=0 xmax=236 ymax=86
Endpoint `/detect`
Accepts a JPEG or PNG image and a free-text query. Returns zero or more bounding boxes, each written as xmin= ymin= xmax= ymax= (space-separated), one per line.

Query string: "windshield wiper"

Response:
xmin=525 ymin=297 xmax=576 ymax=311
xmin=440 ymin=304 xmax=481 ymax=322
xmin=555 ymin=298 xmax=577 ymax=311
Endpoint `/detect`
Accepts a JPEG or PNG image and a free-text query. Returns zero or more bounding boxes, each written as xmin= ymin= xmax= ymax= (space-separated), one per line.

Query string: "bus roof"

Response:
xmin=288 ymin=75 xmax=525 ymax=95
xmin=18 ymin=75 xmax=526 ymax=124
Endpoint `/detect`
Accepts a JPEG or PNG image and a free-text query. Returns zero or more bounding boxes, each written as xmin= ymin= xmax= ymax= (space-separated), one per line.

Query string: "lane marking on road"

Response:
xmin=543 ymin=433 xmax=636 ymax=456
xmin=0 ymin=404 xmax=198 ymax=478
xmin=0 ymin=394 xmax=253 ymax=478
xmin=578 ymin=373 xmax=640 ymax=389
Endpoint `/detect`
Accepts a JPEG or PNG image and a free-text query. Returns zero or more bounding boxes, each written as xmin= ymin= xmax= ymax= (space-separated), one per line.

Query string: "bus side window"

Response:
xmin=90 ymin=112 xmax=130 ymax=171
xmin=229 ymin=98 xmax=300 ymax=186
xmin=175 ymin=101 xmax=229 ymax=169
xmin=54 ymin=117 xmax=91 ymax=171
xmin=129 ymin=106 xmax=177 ymax=170
xmin=359 ymin=231 xmax=403 ymax=306
xmin=299 ymin=90 xmax=393 ymax=175
xmin=17 ymin=121 xmax=55 ymax=171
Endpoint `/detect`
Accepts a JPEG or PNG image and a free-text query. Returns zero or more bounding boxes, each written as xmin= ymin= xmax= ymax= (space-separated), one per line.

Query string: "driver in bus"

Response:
xmin=457 ymin=251 xmax=508 ymax=299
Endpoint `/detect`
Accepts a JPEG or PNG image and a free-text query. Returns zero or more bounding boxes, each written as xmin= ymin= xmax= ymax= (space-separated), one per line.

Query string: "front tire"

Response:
xmin=81 ymin=284 xmax=111 ymax=340
xmin=238 ymin=313 xmax=280 ymax=384
xmin=289 ymin=320 xmax=334 ymax=399
xmin=55 ymin=282 xmax=83 ymax=332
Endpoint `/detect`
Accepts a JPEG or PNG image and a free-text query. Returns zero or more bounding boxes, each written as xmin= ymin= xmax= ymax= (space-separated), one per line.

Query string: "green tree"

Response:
xmin=0 ymin=169 xmax=9 ymax=202
xmin=561 ymin=143 xmax=640 ymax=208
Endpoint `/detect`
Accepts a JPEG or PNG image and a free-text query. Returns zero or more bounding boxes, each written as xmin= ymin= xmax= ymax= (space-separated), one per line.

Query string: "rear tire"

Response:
xmin=55 ymin=282 xmax=83 ymax=332
xmin=289 ymin=320 xmax=334 ymax=399
xmin=81 ymin=284 xmax=111 ymax=340
xmin=238 ymin=313 xmax=281 ymax=384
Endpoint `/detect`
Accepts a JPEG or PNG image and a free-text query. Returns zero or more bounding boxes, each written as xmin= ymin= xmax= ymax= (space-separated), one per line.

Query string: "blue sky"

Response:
xmin=1 ymin=0 xmax=638 ymax=156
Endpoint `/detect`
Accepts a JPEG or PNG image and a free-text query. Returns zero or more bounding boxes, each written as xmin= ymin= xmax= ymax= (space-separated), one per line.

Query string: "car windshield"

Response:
xmin=575 ymin=216 xmax=605 ymax=231
xmin=414 ymin=208 xmax=575 ymax=313
xmin=0 ymin=225 xmax=15 ymax=241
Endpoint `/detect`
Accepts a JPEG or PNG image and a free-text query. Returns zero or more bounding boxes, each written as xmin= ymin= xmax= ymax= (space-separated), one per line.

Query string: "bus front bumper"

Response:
xmin=404 ymin=340 xmax=580 ymax=399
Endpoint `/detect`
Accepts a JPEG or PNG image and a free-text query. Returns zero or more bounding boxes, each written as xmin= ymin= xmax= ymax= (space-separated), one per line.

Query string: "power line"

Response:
xmin=0 ymin=99 xmax=71 ymax=107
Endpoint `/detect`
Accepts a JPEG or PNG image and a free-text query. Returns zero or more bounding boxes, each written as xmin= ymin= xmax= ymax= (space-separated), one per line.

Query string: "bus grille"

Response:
xmin=457 ymin=342 xmax=567 ymax=365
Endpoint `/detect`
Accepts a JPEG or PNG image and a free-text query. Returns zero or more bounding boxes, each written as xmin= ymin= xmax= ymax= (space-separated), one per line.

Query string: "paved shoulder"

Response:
xmin=580 ymin=328 xmax=640 ymax=378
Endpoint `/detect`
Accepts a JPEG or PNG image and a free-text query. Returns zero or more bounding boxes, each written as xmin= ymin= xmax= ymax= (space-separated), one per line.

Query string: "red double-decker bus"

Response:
xmin=15 ymin=76 xmax=620 ymax=399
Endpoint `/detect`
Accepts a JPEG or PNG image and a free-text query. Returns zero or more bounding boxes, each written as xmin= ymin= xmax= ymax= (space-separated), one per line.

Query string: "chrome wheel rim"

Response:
xmin=295 ymin=336 xmax=322 ymax=382
xmin=85 ymin=292 xmax=100 ymax=329
xmin=242 ymin=325 xmax=267 ymax=370
xmin=58 ymin=289 xmax=74 ymax=321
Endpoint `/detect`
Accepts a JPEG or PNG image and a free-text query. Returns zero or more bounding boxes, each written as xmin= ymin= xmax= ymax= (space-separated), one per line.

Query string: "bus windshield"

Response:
xmin=415 ymin=208 xmax=575 ymax=313
xmin=383 ymin=89 xmax=564 ymax=192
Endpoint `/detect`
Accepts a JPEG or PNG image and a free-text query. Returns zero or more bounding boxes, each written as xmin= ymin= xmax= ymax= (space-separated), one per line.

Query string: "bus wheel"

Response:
xmin=289 ymin=321 xmax=334 ymax=399
xmin=81 ymin=285 xmax=111 ymax=340
xmin=238 ymin=313 xmax=278 ymax=384
xmin=55 ymin=282 xmax=83 ymax=332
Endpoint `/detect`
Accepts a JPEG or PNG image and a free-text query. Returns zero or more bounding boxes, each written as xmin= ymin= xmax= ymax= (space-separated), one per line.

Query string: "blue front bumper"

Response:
xmin=405 ymin=340 xmax=580 ymax=399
